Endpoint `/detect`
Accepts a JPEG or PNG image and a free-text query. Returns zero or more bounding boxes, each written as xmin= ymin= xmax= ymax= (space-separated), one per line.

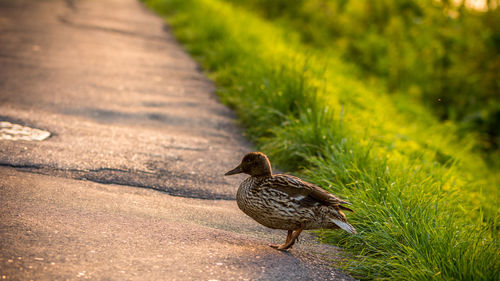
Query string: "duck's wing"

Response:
xmin=262 ymin=174 xmax=353 ymax=210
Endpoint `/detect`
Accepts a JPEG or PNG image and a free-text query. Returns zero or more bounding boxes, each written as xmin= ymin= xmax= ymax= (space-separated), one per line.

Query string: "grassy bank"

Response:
xmin=223 ymin=0 xmax=500 ymax=154
xmin=144 ymin=0 xmax=499 ymax=279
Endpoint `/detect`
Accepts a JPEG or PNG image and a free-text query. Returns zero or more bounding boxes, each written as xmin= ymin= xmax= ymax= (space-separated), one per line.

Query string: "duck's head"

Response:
xmin=224 ymin=152 xmax=272 ymax=177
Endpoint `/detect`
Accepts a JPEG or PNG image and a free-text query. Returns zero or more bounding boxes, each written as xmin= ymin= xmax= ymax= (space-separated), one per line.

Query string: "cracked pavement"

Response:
xmin=0 ymin=0 xmax=354 ymax=280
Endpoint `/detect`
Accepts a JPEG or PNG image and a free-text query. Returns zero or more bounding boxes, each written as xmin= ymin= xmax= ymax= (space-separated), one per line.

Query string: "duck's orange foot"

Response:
xmin=268 ymin=243 xmax=293 ymax=250
xmin=268 ymin=227 xmax=304 ymax=251
xmin=268 ymin=243 xmax=281 ymax=248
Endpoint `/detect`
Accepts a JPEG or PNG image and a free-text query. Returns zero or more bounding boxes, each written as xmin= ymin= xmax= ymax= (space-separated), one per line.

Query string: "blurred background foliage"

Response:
xmin=226 ymin=0 xmax=500 ymax=155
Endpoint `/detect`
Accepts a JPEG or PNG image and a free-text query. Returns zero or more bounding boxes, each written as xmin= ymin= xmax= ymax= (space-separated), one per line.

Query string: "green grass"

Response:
xmin=221 ymin=0 xmax=500 ymax=154
xmin=144 ymin=0 xmax=499 ymax=279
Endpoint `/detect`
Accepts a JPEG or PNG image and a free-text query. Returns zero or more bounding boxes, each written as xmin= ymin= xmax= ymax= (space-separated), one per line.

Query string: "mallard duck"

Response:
xmin=225 ymin=152 xmax=356 ymax=250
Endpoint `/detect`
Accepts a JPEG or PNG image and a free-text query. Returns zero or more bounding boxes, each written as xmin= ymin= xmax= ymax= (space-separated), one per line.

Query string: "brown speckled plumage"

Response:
xmin=225 ymin=152 xmax=356 ymax=250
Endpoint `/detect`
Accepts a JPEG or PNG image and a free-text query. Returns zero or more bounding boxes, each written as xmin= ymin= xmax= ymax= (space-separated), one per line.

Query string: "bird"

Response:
xmin=225 ymin=152 xmax=356 ymax=250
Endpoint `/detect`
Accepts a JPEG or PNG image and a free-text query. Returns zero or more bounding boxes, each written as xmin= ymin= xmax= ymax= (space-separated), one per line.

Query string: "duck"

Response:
xmin=225 ymin=152 xmax=356 ymax=250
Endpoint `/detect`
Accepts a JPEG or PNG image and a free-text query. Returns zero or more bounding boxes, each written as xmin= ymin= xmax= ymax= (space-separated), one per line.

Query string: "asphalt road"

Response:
xmin=0 ymin=0 xmax=355 ymax=280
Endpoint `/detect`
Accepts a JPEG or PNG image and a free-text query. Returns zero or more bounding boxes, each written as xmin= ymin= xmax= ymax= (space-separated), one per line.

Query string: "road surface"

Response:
xmin=0 ymin=0 xmax=354 ymax=280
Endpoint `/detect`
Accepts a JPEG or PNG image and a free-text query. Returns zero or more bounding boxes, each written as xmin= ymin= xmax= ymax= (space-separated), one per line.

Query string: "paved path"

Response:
xmin=0 ymin=0 xmax=354 ymax=280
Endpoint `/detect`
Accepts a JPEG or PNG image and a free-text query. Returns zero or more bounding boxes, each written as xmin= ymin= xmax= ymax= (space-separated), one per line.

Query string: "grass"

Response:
xmin=144 ymin=0 xmax=499 ymax=279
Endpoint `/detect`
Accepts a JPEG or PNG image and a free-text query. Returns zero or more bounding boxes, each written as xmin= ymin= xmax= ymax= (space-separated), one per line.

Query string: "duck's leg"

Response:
xmin=278 ymin=227 xmax=304 ymax=250
xmin=285 ymin=230 xmax=293 ymax=244
xmin=270 ymin=227 xmax=304 ymax=250
xmin=269 ymin=230 xmax=293 ymax=249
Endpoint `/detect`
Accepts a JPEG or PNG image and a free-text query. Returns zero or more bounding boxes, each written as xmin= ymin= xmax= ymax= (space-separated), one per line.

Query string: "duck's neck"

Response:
xmin=252 ymin=170 xmax=272 ymax=178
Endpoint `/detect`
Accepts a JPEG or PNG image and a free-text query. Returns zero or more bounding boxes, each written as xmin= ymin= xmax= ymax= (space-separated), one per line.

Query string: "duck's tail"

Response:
xmin=330 ymin=218 xmax=357 ymax=234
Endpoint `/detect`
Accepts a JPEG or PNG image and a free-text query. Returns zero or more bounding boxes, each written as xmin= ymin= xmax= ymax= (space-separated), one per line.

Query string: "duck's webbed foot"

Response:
xmin=269 ymin=227 xmax=304 ymax=250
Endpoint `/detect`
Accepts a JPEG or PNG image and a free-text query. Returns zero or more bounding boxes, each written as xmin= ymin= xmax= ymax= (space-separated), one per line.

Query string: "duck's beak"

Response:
xmin=224 ymin=164 xmax=243 ymax=176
